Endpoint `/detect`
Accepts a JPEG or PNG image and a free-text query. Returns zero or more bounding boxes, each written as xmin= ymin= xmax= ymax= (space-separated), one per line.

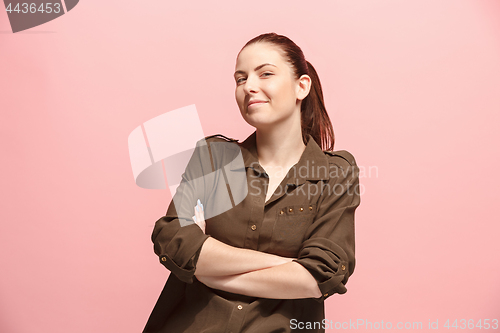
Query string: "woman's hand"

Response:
xmin=193 ymin=199 xmax=206 ymax=233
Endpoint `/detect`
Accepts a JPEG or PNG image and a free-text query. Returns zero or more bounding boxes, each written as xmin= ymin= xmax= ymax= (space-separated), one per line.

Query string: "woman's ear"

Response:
xmin=296 ymin=74 xmax=312 ymax=101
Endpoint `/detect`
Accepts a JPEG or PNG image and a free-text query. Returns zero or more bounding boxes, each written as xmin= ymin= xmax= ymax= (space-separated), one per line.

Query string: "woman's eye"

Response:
xmin=236 ymin=73 xmax=272 ymax=84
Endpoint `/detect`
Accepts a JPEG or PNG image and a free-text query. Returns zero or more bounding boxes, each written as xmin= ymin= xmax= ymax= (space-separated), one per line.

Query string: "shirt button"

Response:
xmin=309 ymin=206 xmax=313 ymax=211
xmin=289 ymin=207 xmax=293 ymax=213
xmin=299 ymin=207 xmax=304 ymax=212
xmin=237 ymin=305 xmax=243 ymax=310
xmin=161 ymin=257 xmax=166 ymax=262
xmin=251 ymin=224 xmax=257 ymax=231
xmin=323 ymin=293 xmax=329 ymax=297
xmin=341 ymin=264 xmax=346 ymax=271
xmin=280 ymin=210 xmax=284 ymax=215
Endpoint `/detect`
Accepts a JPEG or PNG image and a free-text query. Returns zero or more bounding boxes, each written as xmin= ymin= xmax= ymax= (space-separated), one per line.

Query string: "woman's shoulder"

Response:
xmin=322 ymin=150 xmax=359 ymax=185
xmin=323 ymin=149 xmax=357 ymax=167
xmin=198 ymin=134 xmax=241 ymax=156
xmin=192 ymin=134 xmax=240 ymax=153
xmin=195 ymin=134 xmax=241 ymax=167
xmin=203 ymin=134 xmax=239 ymax=143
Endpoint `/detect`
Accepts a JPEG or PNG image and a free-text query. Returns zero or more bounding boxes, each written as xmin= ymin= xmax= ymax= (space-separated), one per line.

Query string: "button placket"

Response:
xmin=225 ymin=302 xmax=247 ymax=333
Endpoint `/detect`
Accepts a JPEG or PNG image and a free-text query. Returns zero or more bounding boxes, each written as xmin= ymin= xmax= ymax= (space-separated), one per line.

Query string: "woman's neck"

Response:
xmin=255 ymin=125 xmax=306 ymax=169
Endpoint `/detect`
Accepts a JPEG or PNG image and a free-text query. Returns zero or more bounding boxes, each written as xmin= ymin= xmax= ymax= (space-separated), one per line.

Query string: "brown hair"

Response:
xmin=240 ymin=32 xmax=335 ymax=151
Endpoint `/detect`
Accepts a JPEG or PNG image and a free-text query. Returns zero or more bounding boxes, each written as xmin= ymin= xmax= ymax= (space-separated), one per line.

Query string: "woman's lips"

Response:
xmin=248 ymin=101 xmax=267 ymax=108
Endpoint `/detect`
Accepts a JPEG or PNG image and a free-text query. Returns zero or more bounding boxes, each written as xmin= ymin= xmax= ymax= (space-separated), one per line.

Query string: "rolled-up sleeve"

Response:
xmin=151 ymin=138 xmax=213 ymax=284
xmin=293 ymin=152 xmax=361 ymax=302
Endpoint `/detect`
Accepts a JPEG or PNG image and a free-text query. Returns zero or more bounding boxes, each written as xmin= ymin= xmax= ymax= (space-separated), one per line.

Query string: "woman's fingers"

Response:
xmin=193 ymin=200 xmax=206 ymax=233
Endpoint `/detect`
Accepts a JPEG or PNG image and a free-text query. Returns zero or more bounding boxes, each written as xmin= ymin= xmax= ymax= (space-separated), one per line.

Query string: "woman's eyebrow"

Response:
xmin=234 ymin=63 xmax=277 ymax=77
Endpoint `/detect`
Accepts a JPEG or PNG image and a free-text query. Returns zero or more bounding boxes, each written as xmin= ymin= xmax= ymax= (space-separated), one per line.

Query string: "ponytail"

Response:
xmin=301 ymin=61 xmax=335 ymax=151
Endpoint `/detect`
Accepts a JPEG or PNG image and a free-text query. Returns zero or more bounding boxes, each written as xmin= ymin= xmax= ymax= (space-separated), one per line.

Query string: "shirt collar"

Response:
xmin=233 ymin=131 xmax=329 ymax=185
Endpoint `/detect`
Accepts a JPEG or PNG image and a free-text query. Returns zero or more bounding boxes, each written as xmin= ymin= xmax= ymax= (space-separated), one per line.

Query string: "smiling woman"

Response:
xmin=143 ymin=32 xmax=361 ymax=333
xmin=234 ymin=44 xmax=306 ymax=133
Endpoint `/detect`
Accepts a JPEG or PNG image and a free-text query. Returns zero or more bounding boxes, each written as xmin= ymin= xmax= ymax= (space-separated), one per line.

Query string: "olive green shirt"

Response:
xmin=143 ymin=131 xmax=361 ymax=333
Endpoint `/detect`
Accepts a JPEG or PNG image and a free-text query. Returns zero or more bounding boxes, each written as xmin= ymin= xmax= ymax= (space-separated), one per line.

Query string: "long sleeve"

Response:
xmin=151 ymin=137 xmax=213 ymax=284
xmin=292 ymin=150 xmax=361 ymax=302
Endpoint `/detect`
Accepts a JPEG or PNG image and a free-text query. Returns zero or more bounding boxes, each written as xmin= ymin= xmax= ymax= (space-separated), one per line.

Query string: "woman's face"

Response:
xmin=234 ymin=42 xmax=303 ymax=129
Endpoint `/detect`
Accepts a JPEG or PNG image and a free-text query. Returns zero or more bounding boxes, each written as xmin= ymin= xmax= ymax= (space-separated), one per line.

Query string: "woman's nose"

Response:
xmin=243 ymin=75 xmax=258 ymax=94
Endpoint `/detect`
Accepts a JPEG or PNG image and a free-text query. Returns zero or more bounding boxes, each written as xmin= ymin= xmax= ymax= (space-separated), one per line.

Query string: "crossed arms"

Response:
xmin=195 ymin=236 xmax=322 ymax=299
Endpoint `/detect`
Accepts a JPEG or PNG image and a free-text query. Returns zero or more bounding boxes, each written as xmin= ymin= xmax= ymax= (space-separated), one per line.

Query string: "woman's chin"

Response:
xmin=242 ymin=117 xmax=275 ymax=129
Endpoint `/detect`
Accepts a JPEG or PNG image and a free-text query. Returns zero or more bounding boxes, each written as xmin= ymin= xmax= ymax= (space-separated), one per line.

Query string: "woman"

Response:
xmin=143 ymin=32 xmax=361 ymax=333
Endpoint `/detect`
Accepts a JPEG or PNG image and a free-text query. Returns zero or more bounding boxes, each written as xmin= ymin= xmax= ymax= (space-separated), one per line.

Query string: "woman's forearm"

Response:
xmin=195 ymin=237 xmax=293 ymax=276
xmin=197 ymin=261 xmax=322 ymax=299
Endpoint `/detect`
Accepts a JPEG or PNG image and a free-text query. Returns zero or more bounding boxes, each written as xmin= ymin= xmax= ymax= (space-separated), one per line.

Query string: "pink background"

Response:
xmin=1 ymin=0 xmax=499 ymax=332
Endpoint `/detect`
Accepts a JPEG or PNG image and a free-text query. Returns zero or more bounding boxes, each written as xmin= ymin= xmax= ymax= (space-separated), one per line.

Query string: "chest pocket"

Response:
xmin=270 ymin=203 xmax=316 ymax=257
